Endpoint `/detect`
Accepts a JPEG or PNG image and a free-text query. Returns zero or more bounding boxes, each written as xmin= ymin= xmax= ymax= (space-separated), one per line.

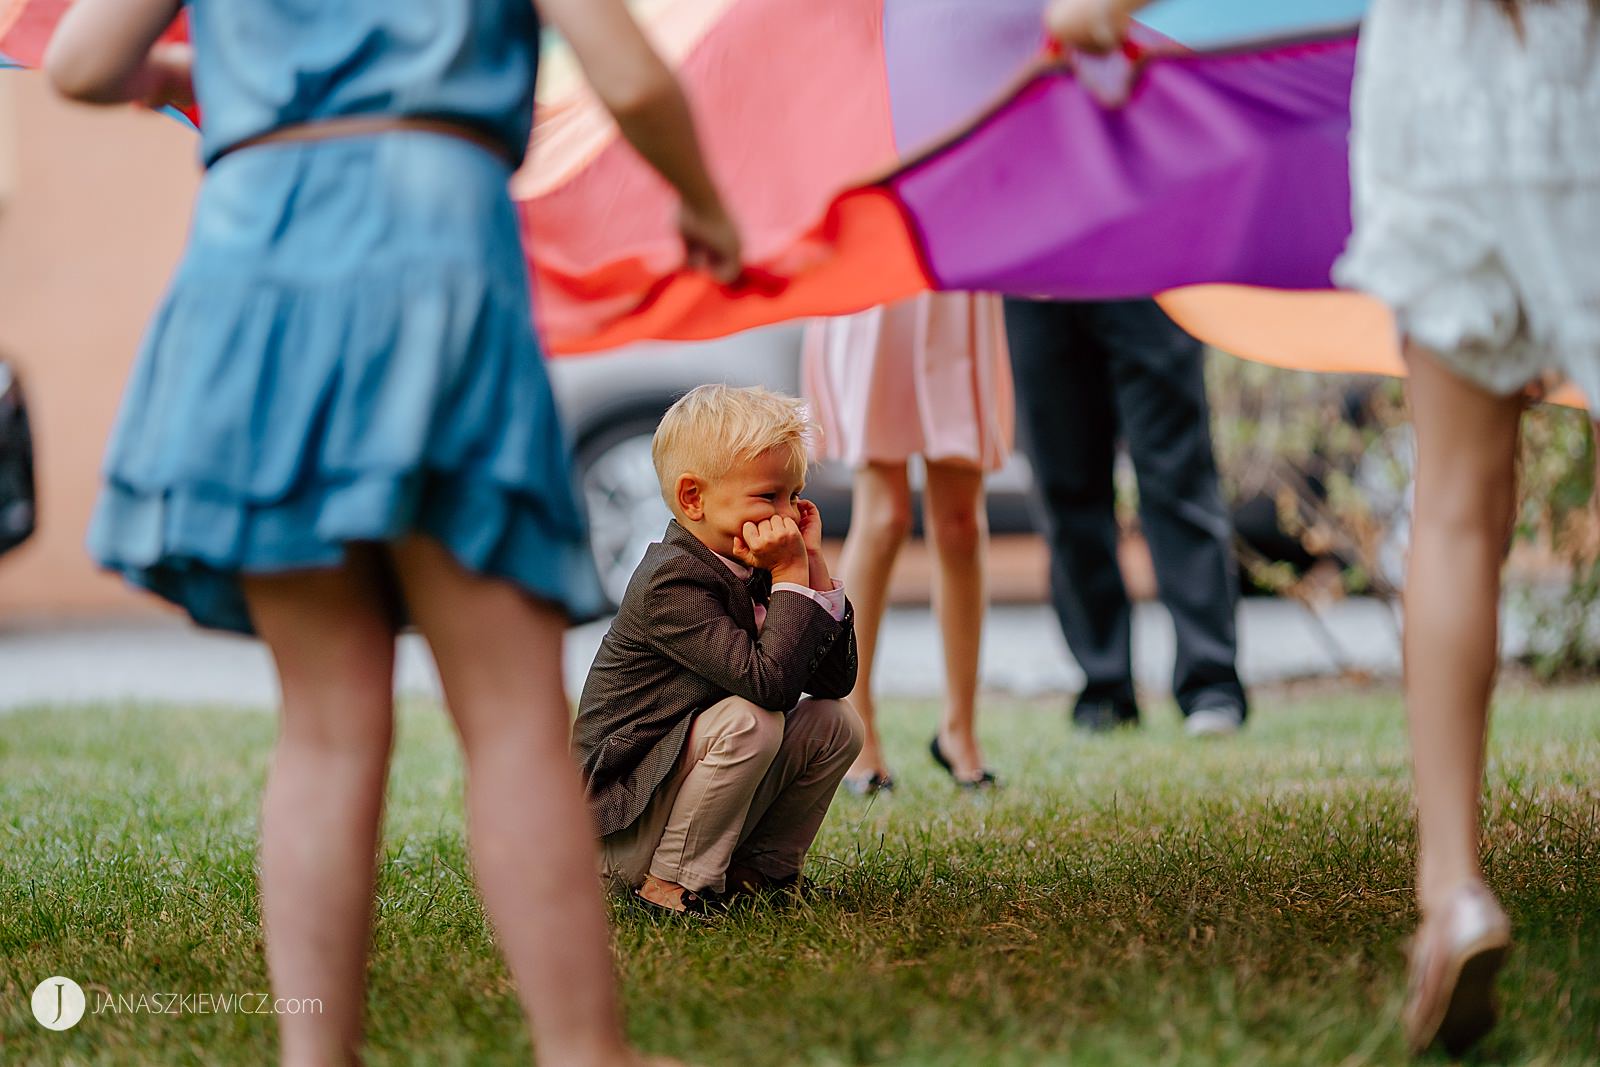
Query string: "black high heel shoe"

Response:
xmin=929 ymin=736 xmax=998 ymax=790
xmin=842 ymin=770 xmax=895 ymax=797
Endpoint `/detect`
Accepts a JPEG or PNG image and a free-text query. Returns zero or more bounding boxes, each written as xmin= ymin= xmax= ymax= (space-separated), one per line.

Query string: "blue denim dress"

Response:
xmin=88 ymin=0 xmax=606 ymax=632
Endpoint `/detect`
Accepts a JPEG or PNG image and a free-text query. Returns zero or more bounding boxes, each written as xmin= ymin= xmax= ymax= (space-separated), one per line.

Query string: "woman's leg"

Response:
xmin=1402 ymin=344 xmax=1523 ymax=915
xmin=836 ymin=462 xmax=913 ymax=780
xmin=388 ymin=536 xmax=637 ymax=1067
xmin=924 ymin=460 xmax=990 ymax=779
xmin=243 ymin=547 xmax=398 ymax=1067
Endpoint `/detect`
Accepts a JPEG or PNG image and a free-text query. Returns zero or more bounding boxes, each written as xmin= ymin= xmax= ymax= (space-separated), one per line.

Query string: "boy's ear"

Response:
xmin=675 ymin=474 xmax=705 ymax=522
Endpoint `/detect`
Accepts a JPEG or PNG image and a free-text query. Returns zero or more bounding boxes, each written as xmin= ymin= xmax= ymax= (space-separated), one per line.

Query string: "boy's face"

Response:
xmin=677 ymin=447 xmax=806 ymax=558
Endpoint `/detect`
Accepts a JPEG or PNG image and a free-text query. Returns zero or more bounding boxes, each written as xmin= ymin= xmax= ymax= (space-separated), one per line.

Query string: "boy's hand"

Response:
xmin=795 ymin=499 xmax=824 ymax=556
xmin=733 ymin=516 xmax=808 ymax=585
xmin=796 ymin=499 xmax=836 ymax=593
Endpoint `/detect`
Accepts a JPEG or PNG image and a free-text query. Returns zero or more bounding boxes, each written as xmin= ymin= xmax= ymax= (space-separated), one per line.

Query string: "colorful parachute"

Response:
xmin=0 ymin=0 xmax=61 ymax=68
xmin=4 ymin=0 xmax=1447 ymax=390
xmin=517 ymin=0 xmax=1398 ymax=371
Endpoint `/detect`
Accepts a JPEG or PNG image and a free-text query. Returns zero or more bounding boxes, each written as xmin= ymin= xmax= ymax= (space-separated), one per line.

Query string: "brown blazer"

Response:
xmin=572 ymin=520 xmax=857 ymax=837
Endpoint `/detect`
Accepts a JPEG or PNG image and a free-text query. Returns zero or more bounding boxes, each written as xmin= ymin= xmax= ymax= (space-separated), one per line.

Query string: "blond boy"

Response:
xmin=571 ymin=384 xmax=862 ymax=914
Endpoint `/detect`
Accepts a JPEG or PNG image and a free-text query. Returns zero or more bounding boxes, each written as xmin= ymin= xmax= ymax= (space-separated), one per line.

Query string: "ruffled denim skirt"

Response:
xmin=88 ymin=132 xmax=605 ymax=633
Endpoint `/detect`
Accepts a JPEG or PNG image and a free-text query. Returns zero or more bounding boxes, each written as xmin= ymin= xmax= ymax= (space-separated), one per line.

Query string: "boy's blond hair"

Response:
xmin=652 ymin=384 xmax=815 ymax=512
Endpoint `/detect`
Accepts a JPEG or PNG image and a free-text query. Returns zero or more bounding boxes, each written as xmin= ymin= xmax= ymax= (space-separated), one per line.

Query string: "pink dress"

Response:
xmin=801 ymin=293 xmax=1014 ymax=472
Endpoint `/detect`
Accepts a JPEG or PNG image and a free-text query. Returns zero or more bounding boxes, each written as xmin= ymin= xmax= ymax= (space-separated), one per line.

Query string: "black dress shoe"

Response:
xmin=929 ymin=736 xmax=999 ymax=790
xmin=1072 ymin=698 xmax=1140 ymax=733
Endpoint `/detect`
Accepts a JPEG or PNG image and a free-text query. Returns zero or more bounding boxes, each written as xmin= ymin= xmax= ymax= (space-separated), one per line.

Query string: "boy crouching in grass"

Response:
xmin=572 ymin=384 xmax=863 ymax=915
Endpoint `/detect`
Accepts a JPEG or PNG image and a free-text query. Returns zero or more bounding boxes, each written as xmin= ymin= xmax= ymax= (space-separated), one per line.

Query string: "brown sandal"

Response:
xmin=636 ymin=874 xmax=722 ymax=919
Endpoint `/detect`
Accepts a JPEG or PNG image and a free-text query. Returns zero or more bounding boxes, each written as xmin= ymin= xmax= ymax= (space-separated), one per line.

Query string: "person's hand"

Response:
xmin=795 ymin=498 xmax=825 ymax=557
xmin=795 ymin=499 xmax=837 ymax=592
xmin=678 ymin=198 xmax=744 ymax=286
xmin=1045 ymin=0 xmax=1132 ymax=55
xmin=732 ymin=516 xmax=808 ymax=583
xmin=139 ymin=41 xmax=194 ymax=111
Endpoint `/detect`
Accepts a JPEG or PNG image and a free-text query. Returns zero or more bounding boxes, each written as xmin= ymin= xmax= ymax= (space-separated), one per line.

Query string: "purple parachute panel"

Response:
xmin=890 ymin=34 xmax=1359 ymax=299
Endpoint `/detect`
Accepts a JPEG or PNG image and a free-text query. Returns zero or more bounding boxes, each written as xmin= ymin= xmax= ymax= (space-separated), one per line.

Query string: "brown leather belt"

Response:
xmin=215 ymin=115 xmax=516 ymax=166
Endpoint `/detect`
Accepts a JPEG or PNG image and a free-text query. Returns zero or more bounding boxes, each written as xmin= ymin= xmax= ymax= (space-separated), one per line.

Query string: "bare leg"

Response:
xmin=388 ymin=537 xmax=644 ymax=1067
xmin=836 ymin=462 xmax=912 ymax=782
xmin=1400 ymin=344 xmax=1526 ymax=1054
xmin=1403 ymin=343 xmax=1522 ymax=915
xmin=923 ymin=460 xmax=990 ymax=780
xmin=243 ymin=548 xmax=398 ymax=1067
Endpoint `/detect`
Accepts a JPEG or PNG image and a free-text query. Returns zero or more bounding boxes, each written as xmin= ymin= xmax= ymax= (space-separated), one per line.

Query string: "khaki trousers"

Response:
xmin=601 ymin=695 xmax=863 ymax=895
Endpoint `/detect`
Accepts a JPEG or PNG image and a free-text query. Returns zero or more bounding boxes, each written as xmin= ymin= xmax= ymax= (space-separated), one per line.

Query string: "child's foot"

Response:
xmin=636 ymin=874 xmax=721 ymax=917
xmin=723 ymin=862 xmax=808 ymax=898
xmin=723 ymin=863 xmax=839 ymax=908
xmin=1402 ymin=882 xmax=1511 ymax=1057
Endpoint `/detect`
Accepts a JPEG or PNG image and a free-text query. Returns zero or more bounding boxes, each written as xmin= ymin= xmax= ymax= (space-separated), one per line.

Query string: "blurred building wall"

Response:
xmin=0 ymin=73 xmax=198 ymax=622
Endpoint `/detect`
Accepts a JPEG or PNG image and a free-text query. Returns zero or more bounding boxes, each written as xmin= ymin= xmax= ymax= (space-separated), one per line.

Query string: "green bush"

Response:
xmin=1205 ymin=354 xmax=1600 ymax=678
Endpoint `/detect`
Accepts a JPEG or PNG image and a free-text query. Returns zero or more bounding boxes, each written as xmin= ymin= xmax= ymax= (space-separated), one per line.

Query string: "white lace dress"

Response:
xmin=1334 ymin=0 xmax=1600 ymax=406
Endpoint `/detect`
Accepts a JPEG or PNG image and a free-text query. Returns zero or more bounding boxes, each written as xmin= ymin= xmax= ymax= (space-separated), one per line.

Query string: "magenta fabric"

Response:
xmin=890 ymin=34 xmax=1359 ymax=298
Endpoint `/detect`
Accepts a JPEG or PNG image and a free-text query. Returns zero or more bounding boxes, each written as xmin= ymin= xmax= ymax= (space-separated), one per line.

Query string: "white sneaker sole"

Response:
xmin=1185 ymin=709 xmax=1242 ymax=737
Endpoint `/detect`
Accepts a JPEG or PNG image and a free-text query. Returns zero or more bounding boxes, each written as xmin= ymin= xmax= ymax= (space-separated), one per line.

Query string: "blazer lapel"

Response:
xmin=663 ymin=521 xmax=759 ymax=635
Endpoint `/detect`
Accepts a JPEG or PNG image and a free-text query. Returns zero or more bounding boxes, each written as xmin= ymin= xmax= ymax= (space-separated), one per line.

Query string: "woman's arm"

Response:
xmin=44 ymin=0 xmax=185 ymax=105
xmin=1045 ymin=0 xmax=1154 ymax=53
xmin=535 ymin=0 xmax=741 ymax=283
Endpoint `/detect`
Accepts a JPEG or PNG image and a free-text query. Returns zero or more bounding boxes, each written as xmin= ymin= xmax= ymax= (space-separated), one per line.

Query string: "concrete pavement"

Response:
xmin=0 ymin=597 xmax=1427 ymax=713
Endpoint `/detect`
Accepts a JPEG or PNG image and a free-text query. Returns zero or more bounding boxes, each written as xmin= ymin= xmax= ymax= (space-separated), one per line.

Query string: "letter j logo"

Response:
xmin=31 ymin=976 xmax=87 ymax=1030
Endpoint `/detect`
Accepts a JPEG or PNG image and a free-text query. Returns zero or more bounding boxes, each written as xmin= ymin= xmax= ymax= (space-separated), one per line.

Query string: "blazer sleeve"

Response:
xmin=637 ymin=568 xmax=846 ymax=713
xmin=803 ymin=599 xmax=857 ymax=699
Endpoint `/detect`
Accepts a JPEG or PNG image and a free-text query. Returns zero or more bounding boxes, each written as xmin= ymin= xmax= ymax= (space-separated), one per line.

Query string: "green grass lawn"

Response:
xmin=2 ymin=685 xmax=1597 ymax=1066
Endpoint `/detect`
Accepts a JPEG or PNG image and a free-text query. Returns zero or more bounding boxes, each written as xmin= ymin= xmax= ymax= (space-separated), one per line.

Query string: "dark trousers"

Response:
xmin=1003 ymin=298 xmax=1246 ymax=719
